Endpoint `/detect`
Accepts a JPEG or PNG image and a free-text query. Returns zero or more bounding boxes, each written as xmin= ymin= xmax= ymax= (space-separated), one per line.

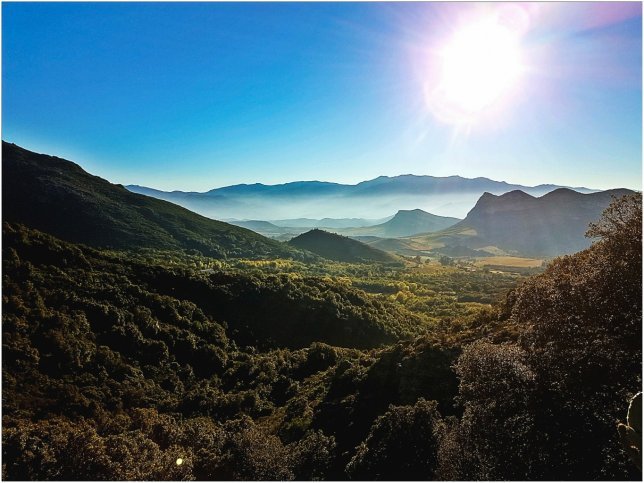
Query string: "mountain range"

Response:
xmin=4 ymin=142 xmax=633 ymax=260
xmin=127 ymin=175 xmax=596 ymax=220
xmin=369 ymin=188 xmax=635 ymax=257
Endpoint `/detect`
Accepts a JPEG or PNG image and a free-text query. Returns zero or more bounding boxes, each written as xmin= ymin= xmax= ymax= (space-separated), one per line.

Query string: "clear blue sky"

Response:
xmin=3 ymin=2 xmax=642 ymax=191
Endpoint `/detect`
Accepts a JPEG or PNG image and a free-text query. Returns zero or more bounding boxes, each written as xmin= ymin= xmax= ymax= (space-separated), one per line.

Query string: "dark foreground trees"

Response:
xmin=438 ymin=193 xmax=642 ymax=480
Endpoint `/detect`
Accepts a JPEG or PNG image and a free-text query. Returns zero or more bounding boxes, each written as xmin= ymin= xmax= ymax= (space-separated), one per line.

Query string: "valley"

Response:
xmin=3 ymin=3 xmax=640 ymax=480
xmin=2 ymin=142 xmax=641 ymax=481
xmin=226 ymin=188 xmax=635 ymax=263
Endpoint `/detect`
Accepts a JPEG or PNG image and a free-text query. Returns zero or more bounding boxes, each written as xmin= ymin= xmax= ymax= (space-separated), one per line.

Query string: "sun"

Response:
xmin=428 ymin=18 xmax=525 ymax=124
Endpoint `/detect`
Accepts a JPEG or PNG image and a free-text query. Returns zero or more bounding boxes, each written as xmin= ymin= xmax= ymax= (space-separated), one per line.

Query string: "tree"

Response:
xmin=346 ymin=399 xmax=444 ymax=480
xmin=438 ymin=341 xmax=537 ymax=480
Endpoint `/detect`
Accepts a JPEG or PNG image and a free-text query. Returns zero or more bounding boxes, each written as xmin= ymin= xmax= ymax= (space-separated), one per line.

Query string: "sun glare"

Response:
xmin=427 ymin=17 xmax=525 ymax=125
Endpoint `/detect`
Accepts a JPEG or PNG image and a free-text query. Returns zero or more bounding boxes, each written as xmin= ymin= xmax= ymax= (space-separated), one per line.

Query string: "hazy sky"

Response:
xmin=3 ymin=2 xmax=642 ymax=191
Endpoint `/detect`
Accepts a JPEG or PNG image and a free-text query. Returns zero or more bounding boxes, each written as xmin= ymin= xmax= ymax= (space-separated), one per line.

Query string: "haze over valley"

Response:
xmin=5 ymin=141 xmax=635 ymax=264
xmin=127 ymin=175 xmax=597 ymax=220
xmin=126 ymin=172 xmax=629 ymax=259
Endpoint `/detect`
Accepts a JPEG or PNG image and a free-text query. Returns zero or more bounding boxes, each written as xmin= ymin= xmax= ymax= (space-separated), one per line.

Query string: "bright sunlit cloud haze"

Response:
xmin=2 ymin=2 xmax=642 ymax=191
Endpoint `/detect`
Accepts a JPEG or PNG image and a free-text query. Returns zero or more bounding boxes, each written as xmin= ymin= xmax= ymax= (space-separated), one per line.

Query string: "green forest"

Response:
xmin=2 ymin=193 xmax=641 ymax=480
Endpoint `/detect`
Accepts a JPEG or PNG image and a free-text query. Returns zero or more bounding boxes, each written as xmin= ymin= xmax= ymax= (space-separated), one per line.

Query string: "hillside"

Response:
xmin=2 ymin=142 xmax=308 ymax=260
xmin=403 ymin=188 xmax=635 ymax=257
xmin=438 ymin=192 xmax=642 ymax=480
xmin=289 ymin=229 xmax=399 ymax=263
xmin=1 ymin=222 xmax=434 ymax=480
xmin=2 ymin=223 xmax=420 ymax=350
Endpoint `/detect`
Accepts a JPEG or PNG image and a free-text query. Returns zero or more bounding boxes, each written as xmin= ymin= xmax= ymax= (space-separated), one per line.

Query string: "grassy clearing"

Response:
xmin=474 ymin=256 xmax=544 ymax=268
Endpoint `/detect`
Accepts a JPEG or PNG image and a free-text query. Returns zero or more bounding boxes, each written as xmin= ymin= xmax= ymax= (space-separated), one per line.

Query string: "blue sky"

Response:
xmin=3 ymin=2 xmax=642 ymax=191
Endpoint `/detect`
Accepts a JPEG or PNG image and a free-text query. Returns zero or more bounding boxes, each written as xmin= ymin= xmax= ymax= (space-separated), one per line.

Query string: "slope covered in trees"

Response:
xmin=289 ymin=229 xmax=399 ymax=264
xmin=2 ymin=223 xmax=448 ymax=480
xmin=2 ymin=194 xmax=641 ymax=480
xmin=2 ymin=142 xmax=309 ymax=260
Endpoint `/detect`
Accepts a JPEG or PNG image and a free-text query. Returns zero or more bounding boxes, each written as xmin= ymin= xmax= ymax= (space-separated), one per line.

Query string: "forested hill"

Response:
xmin=1 ymin=222 xmax=448 ymax=480
xmin=289 ymin=229 xmax=399 ymax=263
xmin=437 ymin=193 xmax=642 ymax=480
xmin=2 ymin=142 xmax=309 ymax=260
xmin=2 ymin=222 xmax=421 ymax=351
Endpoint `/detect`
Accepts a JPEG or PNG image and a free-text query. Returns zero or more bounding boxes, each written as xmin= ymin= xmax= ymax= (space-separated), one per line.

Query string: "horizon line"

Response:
xmin=3 ymin=139 xmax=630 ymax=195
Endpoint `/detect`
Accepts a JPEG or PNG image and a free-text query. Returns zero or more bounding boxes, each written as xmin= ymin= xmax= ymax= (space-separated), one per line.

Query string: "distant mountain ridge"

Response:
xmin=401 ymin=188 xmax=636 ymax=257
xmin=152 ymin=174 xmax=593 ymax=198
xmin=127 ymin=175 xmax=597 ymax=220
xmin=230 ymin=209 xmax=459 ymax=240
xmin=2 ymin=142 xmax=310 ymax=260
xmin=335 ymin=209 xmax=460 ymax=238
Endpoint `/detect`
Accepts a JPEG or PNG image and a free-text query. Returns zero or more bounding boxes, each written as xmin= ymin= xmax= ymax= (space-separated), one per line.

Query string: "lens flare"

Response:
xmin=427 ymin=16 xmax=526 ymax=125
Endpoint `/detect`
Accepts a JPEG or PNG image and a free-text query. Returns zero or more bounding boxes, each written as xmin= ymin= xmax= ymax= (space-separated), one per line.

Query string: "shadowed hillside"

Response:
xmin=2 ymin=142 xmax=309 ymax=260
xmin=437 ymin=193 xmax=641 ymax=480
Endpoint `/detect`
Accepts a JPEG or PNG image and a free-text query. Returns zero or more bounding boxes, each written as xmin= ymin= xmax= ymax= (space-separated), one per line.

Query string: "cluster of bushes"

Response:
xmin=3 ymin=410 xmax=334 ymax=480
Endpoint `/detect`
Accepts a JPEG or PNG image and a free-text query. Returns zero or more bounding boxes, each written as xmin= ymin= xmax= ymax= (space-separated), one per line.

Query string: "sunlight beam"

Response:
xmin=426 ymin=15 xmax=526 ymax=125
